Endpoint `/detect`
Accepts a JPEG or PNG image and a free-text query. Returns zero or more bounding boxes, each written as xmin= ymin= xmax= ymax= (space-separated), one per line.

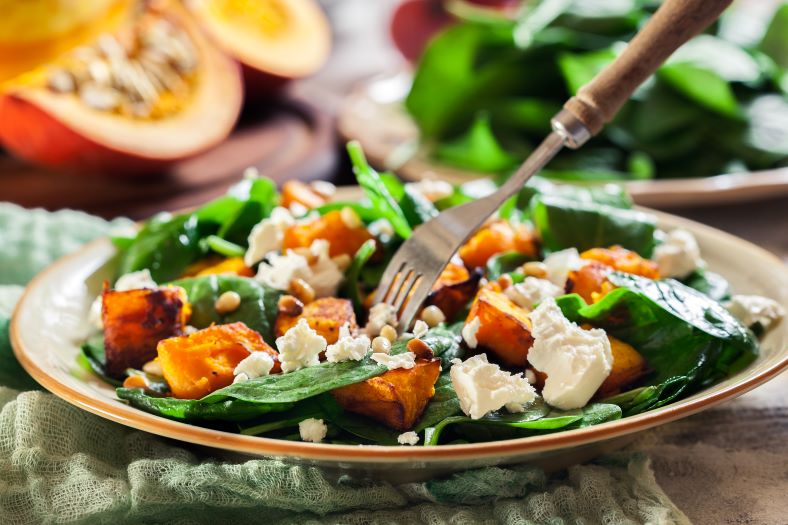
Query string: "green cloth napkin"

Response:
xmin=0 ymin=202 xmax=690 ymax=525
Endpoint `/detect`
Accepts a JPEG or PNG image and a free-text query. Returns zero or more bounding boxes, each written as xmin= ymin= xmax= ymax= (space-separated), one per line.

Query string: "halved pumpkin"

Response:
xmin=0 ymin=1 xmax=242 ymax=174
xmin=187 ymin=0 xmax=330 ymax=94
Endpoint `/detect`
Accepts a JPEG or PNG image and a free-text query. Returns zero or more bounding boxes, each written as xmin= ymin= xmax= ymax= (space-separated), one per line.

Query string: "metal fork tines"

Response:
xmin=374 ymin=122 xmax=582 ymax=331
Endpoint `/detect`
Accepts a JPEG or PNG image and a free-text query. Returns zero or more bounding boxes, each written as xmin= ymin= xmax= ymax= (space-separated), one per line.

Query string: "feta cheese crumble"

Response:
xmin=462 ymin=316 xmax=481 ymax=348
xmin=232 ymin=351 xmax=275 ymax=383
xmin=244 ymin=207 xmax=295 ymax=267
xmin=325 ymin=324 xmax=371 ymax=363
xmin=275 ymin=318 xmax=327 ymax=373
xmin=504 ymin=277 xmax=564 ymax=310
xmin=406 ymin=179 xmax=454 ymax=202
xmin=370 ymin=351 xmax=417 ymax=370
xmin=255 ymin=240 xmax=344 ymax=298
xmin=450 ymin=354 xmax=536 ymax=419
xmin=305 ymin=239 xmax=345 ymax=298
xmin=255 ymin=251 xmax=311 ymax=291
xmin=725 ymin=294 xmax=785 ymax=331
xmin=89 ymin=269 xmax=157 ymax=328
xmin=527 ymin=298 xmax=613 ymax=410
xmin=298 ymin=418 xmax=327 ymax=443
xmin=397 ymin=431 xmax=420 ymax=446
xmin=412 ymin=319 xmax=429 ymax=338
xmin=543 ymin=248 xmax=585 ymax=287
xmin=366 ymin=303 xmax=398 ymax=336
xmin=652 ymin=228 xmax=704 ymax=278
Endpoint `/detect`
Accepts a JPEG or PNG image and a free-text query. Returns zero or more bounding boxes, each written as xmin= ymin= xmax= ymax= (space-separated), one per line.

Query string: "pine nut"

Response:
xmin=522 ymin=261 xmax=549 ymax=279
xmin=290 ymin=278 xmax=316 ymax=304
xmin=215 ymin=291 xmax=241 ymax=314
xmin=380 ymin=324 xmax=398 ymax=342
xmin=277 ymin=295 xmax=304 ymax=317
xmin=421 ymin=305 xmax=445 ymax=327
xmin=371 ymin=336 xmax=392 ymax=354
xmin=340 ymin=207 xmax=362 ymax=229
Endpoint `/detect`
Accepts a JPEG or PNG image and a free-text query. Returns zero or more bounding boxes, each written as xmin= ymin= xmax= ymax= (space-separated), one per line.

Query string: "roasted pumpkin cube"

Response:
xmin=281 ymin=180 xmax=330 ymax=210
xmin=275 ymin=297 xmax=357 ymax=344
xmin=332 ymin=358 xmax=441 ymax=431
xmin=581 ymin=246 xmax=659 ymax=279
xmin=426 ymin=262 xmax=482 ymax=321
xmin=181 ymin=256 xmax=254 ymax=278
xmin=597 ymin=335 xmax=648 ymax=397
xmin=157 ymin=322 xmax=280 ymax=399
xmin=283 ymin=209 xmax=374 ymax=258
xmin=459 ymin=220 xmax=538 ymax=269
xmin=466 ymin=286 xmax=534 ymax=367
xmin=102 ymin=286 xmax=190 ymax=378
xmin=566 ymin=262 xmax=613 ymax=304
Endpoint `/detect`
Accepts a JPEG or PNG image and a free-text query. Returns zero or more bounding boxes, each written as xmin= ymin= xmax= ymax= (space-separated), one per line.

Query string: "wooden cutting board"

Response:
xmin=0 ymin=94 xmax=337 ymax=219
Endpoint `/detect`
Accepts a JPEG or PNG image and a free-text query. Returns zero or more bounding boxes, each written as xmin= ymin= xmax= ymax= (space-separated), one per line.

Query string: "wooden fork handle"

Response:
xmin=563 ymin=0 xmax=734 ymax=136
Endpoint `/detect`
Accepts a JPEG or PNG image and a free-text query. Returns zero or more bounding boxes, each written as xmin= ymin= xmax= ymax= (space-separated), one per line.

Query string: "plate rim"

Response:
xmin=9 ymin=205 xmax=788 ymax=464
xmin=336 ymin=70 xmax=788 ymax=208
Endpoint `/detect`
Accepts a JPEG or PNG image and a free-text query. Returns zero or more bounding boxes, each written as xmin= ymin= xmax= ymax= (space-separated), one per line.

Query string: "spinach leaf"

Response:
xmin=486 ymin=252 xmax=536 ymax=281
xmin=317 ymin=395 xmax=401 ymax=445
xmin=415 ymin=373 xmax=462 ymax=432
xmin=658 ymin=63 xmax=741 ymax=119
xmin=434 ymin=113 xmax=517 ymax=172
xmin=759 ymin=4 xmax=788 ymax=68
xmin=80 ymin=335 xmax=121 ymax=387
xmin=400 ymin=185 xmax=439 ymax=227
xmin=530 ymin=195 xmax=657 ymax=256
xmin=565 ymin=273 xmax=758 ymax=414
xmin=239 ymin=398 xmax=324 ymax=436
xmin=117 ymin=388 xmax=292 ymax=422
xmin=682 ymin=269 xmax=731 ymax=302
xmin=173 ymin=275 xmax=282 ymax=342
xmin=558 ymin=48 xmax=615 ymax=94
xmin=341 ymin=239 xmax=377 ymax=319
xmin=117 ymin=213 xmax=203 ymax=282
xmin=347 ymin=141 xmax=412 ymax=239
xmin=201 ymin=235 xmax=245 ymax=258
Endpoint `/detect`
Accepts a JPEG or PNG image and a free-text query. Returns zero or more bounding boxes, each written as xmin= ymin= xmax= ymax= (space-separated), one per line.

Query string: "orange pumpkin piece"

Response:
xmin=466 ymin=286 xmax=534 ymax=367
xmin=283 ymin=209 xmax=374 ymax=258
xmin=275 ymin=297 xmax=357 ymax=344
xmin=426 ymin=262 xmax=482 ymax=321
xmin=566 ymin=262 xmax=613 ymax=304
xmin=580 ymin=246 xmax=659 ymax=279
xmin=459 ymin=220 xmax=538 ymax=269
xmin=332 ymin=358 xmax=441 ymax=431
xmin=181 ymin=256 xmax=254 ymax=278
xmin=280 ymin=180 xmax=330 ymax=210
xmin=597 ymin=334 xmax=648 ymax=397
xmin=102 ymin=286 xmax=190 ymax=378
xmin=157 ymin=322 xmax=280 ymax=399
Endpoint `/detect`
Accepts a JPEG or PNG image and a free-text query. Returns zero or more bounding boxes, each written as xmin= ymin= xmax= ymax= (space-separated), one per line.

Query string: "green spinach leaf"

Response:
xmin=173 ymin=275 xmax=282 ymax=342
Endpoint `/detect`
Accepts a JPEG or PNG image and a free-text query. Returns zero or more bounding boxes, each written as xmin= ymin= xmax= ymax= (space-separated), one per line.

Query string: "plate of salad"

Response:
xmin=338 ymin=1 xmax=788 ymax=207
xmin=10 ymin=144 xmax=787 ymax=475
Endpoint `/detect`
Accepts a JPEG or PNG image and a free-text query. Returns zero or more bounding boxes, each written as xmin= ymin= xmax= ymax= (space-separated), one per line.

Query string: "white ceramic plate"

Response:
xmin=10 ymin=200 xmax=788 ymax=480
xmin=337 ymin=71 xmax=788 ymax=208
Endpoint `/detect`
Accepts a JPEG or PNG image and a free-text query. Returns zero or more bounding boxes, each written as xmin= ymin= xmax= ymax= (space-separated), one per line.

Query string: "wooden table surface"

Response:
xmin=3 ymin=1 xmax=786 ymax=522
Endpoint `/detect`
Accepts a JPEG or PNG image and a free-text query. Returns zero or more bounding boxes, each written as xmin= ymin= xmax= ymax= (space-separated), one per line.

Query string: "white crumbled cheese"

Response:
xmin=366 ymin=303 xmax=398 ymax=336
xmin=412 ymin=320 xmax=429 ymax=338
xmin=311 ymin=180 xmax=337 ymax=197
xmin=255 ymin=251 xmax=311 ymax=291
xmin=462 ymin=316 xmax=481 ymax=348
xmin=450 ymin=354 xmax=536 ymax=420
xmin=406 ymin=179 xmax=454 ymax=202
xmin=288 ymin=202 xmax=309 ymax=218
xmin=543 ymin=248 xmax=586 ymax=287
xmin=244 ymin=207 xmax=295 ymax=267
xmin=397 ymin=431 xmax=420 ymax=446
xmin=368 ymin=218 xmax=395 ymax=238
xmin=89 ymin=269 xmax=157 ymax=328
xmin=304 ymin=239 xmax=344 ymax=298
xmin=504 ymin=277 xmax=564 ymax=310
xmin=275 ymin=318 xmax=327 ymax=373
xmin=505 ymin=402 xmax=526 ymax=413
xmin=525 ymin=369 xmax=537 ymax=384
xmin=652 ymin=228 xmax=704 ymax=279
xmin=527 ymin=298 xmax=613 ymax=410
xmin=233 ymin=351 xmax=275 ymax=382
xmin=371 ymin=351 xmax=417 ymax=370
xmin=725 ymin=295 xmax=785 ymax=331
xmin=298 ymin=418 xmax=328 ymax=443
xmin=325 ymin=324 xmax=371 ymax=363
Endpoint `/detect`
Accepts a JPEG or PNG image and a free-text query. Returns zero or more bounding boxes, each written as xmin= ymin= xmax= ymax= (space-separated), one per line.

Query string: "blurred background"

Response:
xmin=0 ymin=0 xmax=786 ymax=256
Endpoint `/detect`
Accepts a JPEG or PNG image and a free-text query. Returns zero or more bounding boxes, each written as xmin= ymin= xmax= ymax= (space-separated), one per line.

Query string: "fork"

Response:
xmin=374 ymin=0 xmax=733 ymax=331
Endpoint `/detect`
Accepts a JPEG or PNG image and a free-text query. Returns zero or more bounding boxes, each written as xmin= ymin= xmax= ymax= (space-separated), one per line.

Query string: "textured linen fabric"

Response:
xmin=0 ymin=202 xmax=690 ymax=524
